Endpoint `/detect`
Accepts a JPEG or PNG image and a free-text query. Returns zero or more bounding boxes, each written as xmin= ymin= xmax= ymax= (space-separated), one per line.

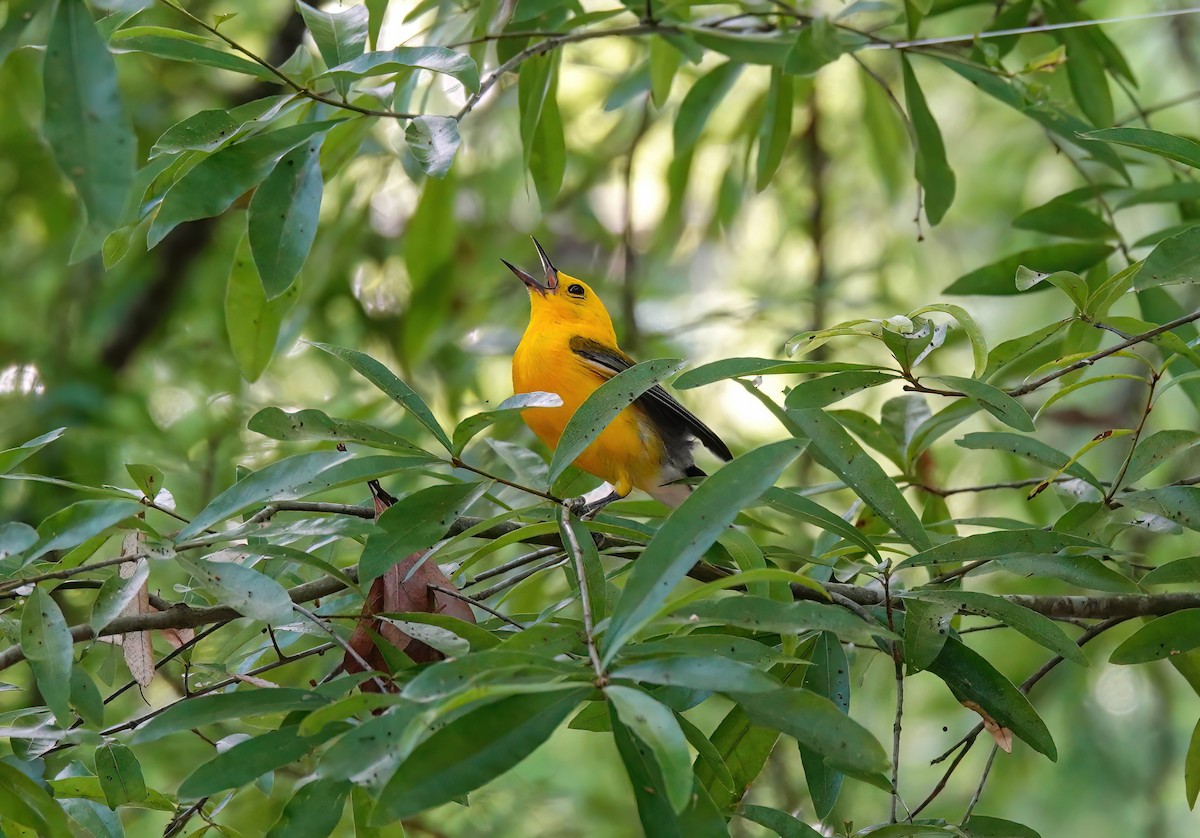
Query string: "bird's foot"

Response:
xmin=564 ymin=486 xmax=622 ymax=520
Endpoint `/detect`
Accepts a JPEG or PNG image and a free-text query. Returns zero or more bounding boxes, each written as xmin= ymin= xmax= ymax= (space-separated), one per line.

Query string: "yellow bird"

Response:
xmin=505 ymin=238 xmax=732 ymax=515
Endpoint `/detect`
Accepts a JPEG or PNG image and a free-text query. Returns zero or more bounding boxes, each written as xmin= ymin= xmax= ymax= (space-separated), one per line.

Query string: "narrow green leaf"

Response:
xmin=649 ymin=37 xmax=680 ymax=107
xmin=322 ymin=46 xmax=480 ymax=91
xmin=90 ymin=559 xmax=148 ymax=632
xmin=0 ymin=522 xmax=37 ymax=560
xmin=310 ymin=343 xmax=452 ymax=451
xmin=788 ymin=408 xmax=932 ymax=549
xmin=0 ymin=427 xmax=66 ymax=474
xmin=249 ymin=138 xmax=324 ymax=298
xmin=734 ymin=687 xmax=889 ymax=776
xmin=960 ymin=815 xmax=1042 ymax=838
xmin=95 ymin=742 xmax=146 ymax=807
xmin=297 ymin=0 xmax=368 ymax=96
xmin=176 ymin=555 xmax=295 ymax=623
xmin=1110 ymin=610 xmax=1200 ymax=664
xmin=26 ymin=499 xmax=140 ymax=562
xmin=897 ymin=529 xmax=1100 ymax=569
xmin=786 ymin=17 xmax=861 ymax=75
xmin=944 ymin=244 xmax=1114 ymax=295
xmin=405 ymin=115 xmax=461 ymax=178
xmin=1187 ymin=718 xmax=1200 ymax=809
xmin=903 ymin=598 xmax=955 ymax=674
xmin=684 ymin=25 xmax=795 ymax=67
xmin=1133 ymin=227 xmax=1200 ymax=289
xmin=927 ymin=637 xmax=1057 ymax=760
xmin=612 ymin=656 xmax=781 ymax=694
xmin=1085 ymin=127 xmax=1200 ymax=169
xmin=1050 ymin=6 xmax=1113 ymax=128
xmin=763 ymin=487 xmax=882 ymax=561
xmin=249 ymin=407 xmax=433 ymax=457
xmin=1121 ymin=487 xmax=1200 ymax=533
xmin=133 ymin=689 xmax=330 ymax=744
xmin=738 ymin=805 xmax=823 ymax=838
xmin=529 ymin=72 xmax=565 ymax=206
xmin=70 ymin=664 xmax=104 ymax=727
xmin=372 ymin=688 xmax=586 ymax=823
xmin=316 ymin=704 xmax=420 ymax=783
xmin=149 ymin=120 xmax=341 ymax=248
xmin=124 ymin=463 xmax=164 ymax=499
xmin=988 ymin=553 xmax=1137 ymax=593
xmin=180 ymin=725 xmax=339 ymax=798
xmin=359 ymin=481 xmax=490 ymax=584
xmin=44 ymin=0 xmax=135 ymax=237
xmin=800 ymin=632 xmax=849 ymax=817
xmin=908 ymin=590 xmax=1087 ymax=665
xmin=680 ymin=595 xmax=893 ymax=645
xmin=546 ymin=358 xmax=684 ymax=487
xmin=150 ymin=97 xmax=289 ymax=158
xmin=902 ymin=55 xmax=955 ymax=225
xmin=674 ymin=61 xmax=742 ymax=155
xmin=783 ymin=371 xmax=897 ymax=409
xmin=1014 ymin=198 xmax=1114 ymax=240
xmin=910 ymin=303 xmax=988 ymax=378
xmin=111 ymin=28 xmax=275 ymax=79
xmin=932 ymin=375 xmax=1034 ymax=431
xmin=0 ymin=762 xmax=72 ymax=838
xmin=225 ymin=229 xmax=299 ymax=382
xmin=603 ymin=439 xmax=805 ymax=663
xmin=957 ymin=432 xmax=1102 ymax=488
xmin=266 ymin=778 xmax=352 ymax=838
xmin=20 ymin=588 xmax=74 ymax=725
xmin=559 ymin=511 xmax=608 ymax=626
xmin=677 ymin=358 xmax=885 ymax=389
xmin=1117 ymin=181 xmax=1200 ymax=209
xmin=607 ymin=685 xmax=694 ymax=812
xmin=178 ymin=450 xmax=352 ymax=540
xmin=452 ymin=392 xmax=562 ymax=456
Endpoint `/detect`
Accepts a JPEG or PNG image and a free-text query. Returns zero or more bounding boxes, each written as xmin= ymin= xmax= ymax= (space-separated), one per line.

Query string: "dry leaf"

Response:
xmin=117 ymin=531 xmax=155 ymax=687
xmin=962 ymin=700 xmax=1014 ymax=753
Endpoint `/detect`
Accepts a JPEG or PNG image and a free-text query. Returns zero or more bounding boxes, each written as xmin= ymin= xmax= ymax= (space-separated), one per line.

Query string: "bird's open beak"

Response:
xmin=502 ymin=236 xmax=559 ymax=295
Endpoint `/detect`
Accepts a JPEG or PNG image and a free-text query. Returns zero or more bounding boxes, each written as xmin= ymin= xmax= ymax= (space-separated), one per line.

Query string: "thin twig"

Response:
xmin=428 ymin=584 xmax=525 ymax=629
xmin=292 ymin=603 xmax=388 ymax=693
xmin=469 ymin=554 xmax=567 ymax=601
xmin=1104 ymin=369 xmax=1161 ymax=505
xmin=559 ymin=508 xmax=606 ymax=683
xmin=963 ymin=745 xmax=999 ymax=820
xmin=463 ymin=546 xmax=561 ymax=585
xmin=0 ymin=552 xmax=149 ymax=593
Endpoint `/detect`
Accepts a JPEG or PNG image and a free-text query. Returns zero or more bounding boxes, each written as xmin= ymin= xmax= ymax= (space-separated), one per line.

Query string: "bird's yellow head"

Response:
xmin=503 ymin=238 xmax=617 ymax=343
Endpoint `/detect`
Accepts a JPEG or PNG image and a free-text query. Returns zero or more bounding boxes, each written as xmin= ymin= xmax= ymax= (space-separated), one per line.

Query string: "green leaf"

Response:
xmin=559 ymin=511 xmax=609 ymax=625
xmin=649 ymin=37 xmax=680 ymax=107
xmin=738 ymin=805 xmax=823 ymax=838
xmin=310 ymin=343 xmax=452 ymax=451
xmin=150 ymin=97 xmax=289 ymax=158
xmin=607 ymin=686 xmax=694 ymax=812
xmin=1133 ymin=227 xmax=1200 ymax=289
xmin=788 ymin=408 xmax=932 ymax=549
xmin=133 ymin=688 xmax=330 ymax=744
xmin=297 ymin=0 xmax=368 ymax=96
xmin=177 ymin=450 xmax=352 ymax=540
xmin=897 ymin=529 xmax=1100 ymax=569
xmin=90 ymin=559 xmax=148 ymax=632
xmin=612 ymin=656 xmax=781 ymax=694
xmin=734 ymin=687 xmax=889 ymax=776
xmin=316 ymin=704 xmax=420 ymax=783
xmin=1121 ymin=487 xmax=1200 ymax=533
xmin=149 ymin=120 xmax=341 ymax=248
xmin=1049 ymin=6 xmax=1112 ymax=128
xmin=800 ymin=632 xmax=849 ymax=817
xmin=696 ymin=702 xmax=776 ymax=810
xmin=1143 ymin=557 xmax=1200 ymax=586
xmin=678 ymin=595 xmax=893 ymax=645
xmin=1085 ymin=127 xmax=1200 ymax=169
xmin=944 ymin=243 xmax=1114 ymax=295
xmin=927 ymin=637 xmax=1056 ymax=760
xmin=249 ymin=407 xmax=434 ymax=457
xmin=676 ymin=358 xmax=885 ymax=389
xmin=452 ymin=392 xmax=561 ymax=456
xmin=683 ymin=25 xmax=795 ymax=67
xmin=70 ymin=664 xmax=105 ymax=727
xmin=180 ymin=725 xmax=339 ymax=798
xmin=0 ymin=762 xmax=72 ymax=838
xmin=546 ymin=358 xmax=684 ymax=487
xmin=529 ymin=74 xmax=565 ymax=207
xmin=405 ymin=115 xmax=461 ymax=178
xmin=904 ymin=598 xmax=955 ymax=673
xmin=755 ymin=69 xmax=793 ymax=191
xmin=908 ymin=590 xmax=1086 ymax=666
xmin=176 ymin=554 xmax=295 ymax=623
xmin=249 ymin=138 xmax=324 ymax=298
xmin=266 ymin=778 xmax=352 ymax=838
xmin=372 ymin=687 xmax=586 ymax=823
xmin=931 ymin=375 xmax=1034 ymax=431
xmin=1110 ymin=610 xmax=1200 ymax=664
xmin=786 ymin=17 xmax=861 ymax=75
xmin=1187 ymin=718 xmax=1200 ymax=809
xmin=359 ymin=481 xmax=490 ymax=584
xmin=123 ymin=463 xmax=164 ymax=499
xmin=0 ymin=427 xmax=66 ymax=474
xmin=959 ymin=815 xmax=1042 ymax=838
xmin=902 ymin=55 xmax=955 ymax=225
xmin=21 ymin=588 xmax=74 ymax=725
xmin=674 ymin=61 xmax=742 ymax=155
xmin=784 ymin=371 xmax=897 ymax=410
xmin=225 ymin=229 xmax=299 ymax=382
xmin=988 ymin=553 xmax=1137 ymax=593
xmin=603 ymin=439 xmax=805 ymax=663
xmin=27 ymin=499 xmax=141 ymax=563
xmin=1014 ymin=199 xmax=1114 ymax=240
xmin=1116 ymin=181 xmax=1200 ymax=209
xmin=111 ymin=27 xmax=275 ymax=79
xmin=909 ymin=303 xmax=988 ymax=378
xmin=322 ymin=46 xmax=480 ymax=92
xmin=956 ymin=431 xmax=1102 ymax=488
xmin=0 ymin=522 xmax=37 ymax=560
xmin=44 ymin=0 xmax=135 ymax=238
xmin=95 ymin=742 xmax=146 ymax=807
xmin=1122 ymin=430 xmax=1200 ymax=484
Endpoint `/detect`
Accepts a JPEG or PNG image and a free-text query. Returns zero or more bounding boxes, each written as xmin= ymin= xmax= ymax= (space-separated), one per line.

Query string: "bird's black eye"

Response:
xmin=567 ymin=283 xmax=585 ymax=297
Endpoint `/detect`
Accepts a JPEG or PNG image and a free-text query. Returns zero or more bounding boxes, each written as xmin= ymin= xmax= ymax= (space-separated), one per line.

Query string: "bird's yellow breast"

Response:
xmin=512 ymin=328 xmax=662 ymax=496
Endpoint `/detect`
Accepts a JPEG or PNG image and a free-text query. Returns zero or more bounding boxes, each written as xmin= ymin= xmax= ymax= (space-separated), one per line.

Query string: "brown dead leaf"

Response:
xmin=117 ymin=532 xmax=154 ymax=687
xmin=341 ymin=482 xmax=478 ymax=691
xmin=961 ymin=700 xmax=1014 ymax=753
